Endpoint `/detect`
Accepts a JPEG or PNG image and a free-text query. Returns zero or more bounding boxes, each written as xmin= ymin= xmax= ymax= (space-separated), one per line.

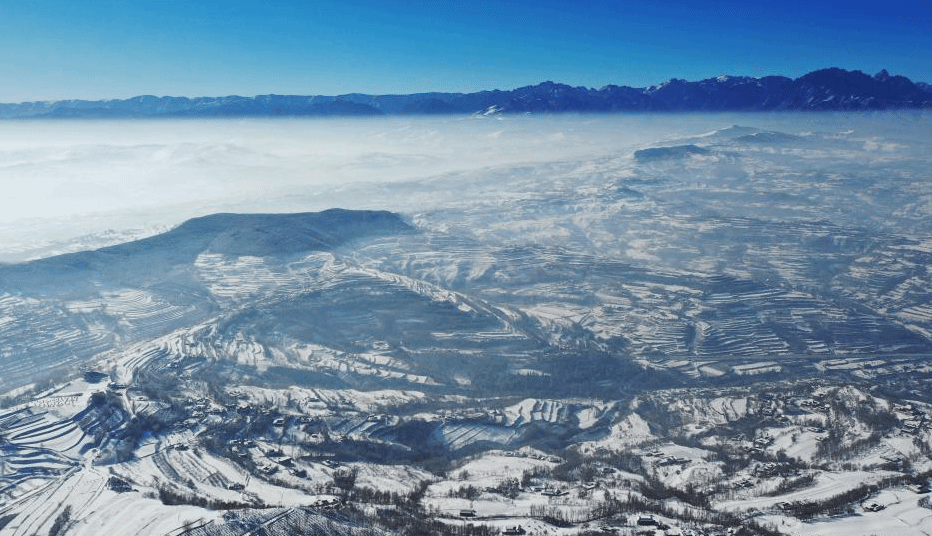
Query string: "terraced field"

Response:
xmin=3 ymin=123 xmax=932 ymax=396
xmin=0 ymin=117 xmax=930 ymax=535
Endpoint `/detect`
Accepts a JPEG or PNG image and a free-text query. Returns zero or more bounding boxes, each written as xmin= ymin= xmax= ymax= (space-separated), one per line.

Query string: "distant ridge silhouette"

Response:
xmin=2 ymin=68 xmax=930 ymax=118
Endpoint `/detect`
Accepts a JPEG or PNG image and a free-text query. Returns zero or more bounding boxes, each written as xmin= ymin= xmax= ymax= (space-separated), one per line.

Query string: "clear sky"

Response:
xmin=0 ymin=0 xmax=929 ymax=102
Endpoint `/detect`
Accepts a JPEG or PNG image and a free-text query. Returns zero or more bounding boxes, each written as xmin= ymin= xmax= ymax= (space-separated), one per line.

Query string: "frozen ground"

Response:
xmin=1 ymin=112 xmax=931 ymax=535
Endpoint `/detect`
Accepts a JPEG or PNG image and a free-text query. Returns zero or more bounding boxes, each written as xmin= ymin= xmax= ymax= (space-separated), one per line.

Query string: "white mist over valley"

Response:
xmin=1 ymin=115 xmax=664 ymax=260
xmin=6 ymin=112 xmax=928 ymax=262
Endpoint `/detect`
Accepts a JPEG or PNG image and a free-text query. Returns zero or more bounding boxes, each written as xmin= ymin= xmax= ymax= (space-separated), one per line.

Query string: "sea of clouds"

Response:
xmin=1 ymin=111 xmax=929 ymax=262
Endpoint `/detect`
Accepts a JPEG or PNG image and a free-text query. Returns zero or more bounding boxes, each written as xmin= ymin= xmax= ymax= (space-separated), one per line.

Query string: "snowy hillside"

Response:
xmin=1 ymin=115 xmax=931 ymax=535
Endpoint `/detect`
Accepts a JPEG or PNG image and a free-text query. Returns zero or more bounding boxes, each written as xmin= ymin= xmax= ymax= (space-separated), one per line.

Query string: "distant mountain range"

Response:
xmin=2 ymin=67 xmax=931 ymax=118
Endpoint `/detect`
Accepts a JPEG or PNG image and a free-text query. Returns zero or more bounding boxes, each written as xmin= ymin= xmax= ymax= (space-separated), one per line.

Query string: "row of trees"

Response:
xmin=47 ymin=506 xmax=72 ymax=536
xmin=762 ymin=473 xmax=816 ymax=496
xmin=779 ymin=475 xmax=909 ymax=520
xmin=157 ymin=485 xmax=256 ymax=510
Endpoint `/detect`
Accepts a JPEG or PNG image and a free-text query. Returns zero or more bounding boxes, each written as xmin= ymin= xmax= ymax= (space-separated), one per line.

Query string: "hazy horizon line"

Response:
xmin=2 ymin=66 xmax=926 ymax=106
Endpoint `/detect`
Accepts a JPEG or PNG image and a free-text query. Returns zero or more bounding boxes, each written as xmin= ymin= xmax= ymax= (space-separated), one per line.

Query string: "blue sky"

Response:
xmin=0 ymin=0 xmax=929 ymax=102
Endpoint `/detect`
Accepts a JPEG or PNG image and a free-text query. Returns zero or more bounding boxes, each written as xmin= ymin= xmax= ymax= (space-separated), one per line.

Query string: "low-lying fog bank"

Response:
xmin=2 ymin=111 xmax=929 ymax=262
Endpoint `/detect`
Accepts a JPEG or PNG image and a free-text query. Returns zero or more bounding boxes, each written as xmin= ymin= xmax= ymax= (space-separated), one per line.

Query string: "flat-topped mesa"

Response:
xmin=0 ymin=209 xmax=413 ymax=293
xmin=109 ymin=208 xmax=413 ymax=258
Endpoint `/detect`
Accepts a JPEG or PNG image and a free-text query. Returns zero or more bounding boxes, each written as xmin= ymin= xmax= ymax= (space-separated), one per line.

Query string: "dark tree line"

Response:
xmin=762 ymin=473 xmax=817 ymax=497
xmin=158 ymin=485 xmax=256 ymax=510
xmin=47 ymin=506 xmax=72 ymax=536
xmin=780 ymin=475 xmax=910 ymax=520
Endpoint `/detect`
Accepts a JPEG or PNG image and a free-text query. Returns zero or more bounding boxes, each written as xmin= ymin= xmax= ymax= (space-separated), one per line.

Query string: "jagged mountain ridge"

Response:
xmin=1 ymin=67 xmax=930 ymax=118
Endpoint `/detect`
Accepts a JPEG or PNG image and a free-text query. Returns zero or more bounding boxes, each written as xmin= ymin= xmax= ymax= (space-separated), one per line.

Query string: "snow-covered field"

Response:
xmin=1 ymin=113 xmax=932 ymax=535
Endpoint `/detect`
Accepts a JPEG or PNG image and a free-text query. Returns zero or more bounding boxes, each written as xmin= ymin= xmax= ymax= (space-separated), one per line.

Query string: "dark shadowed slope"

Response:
xmin=0 ymin=209 xmax=413 ymax=392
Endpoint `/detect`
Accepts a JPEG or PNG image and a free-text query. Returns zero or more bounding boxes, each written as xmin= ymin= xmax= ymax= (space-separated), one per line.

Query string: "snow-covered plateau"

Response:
xmin=1 ymin=113 xmax=931 ymax=535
